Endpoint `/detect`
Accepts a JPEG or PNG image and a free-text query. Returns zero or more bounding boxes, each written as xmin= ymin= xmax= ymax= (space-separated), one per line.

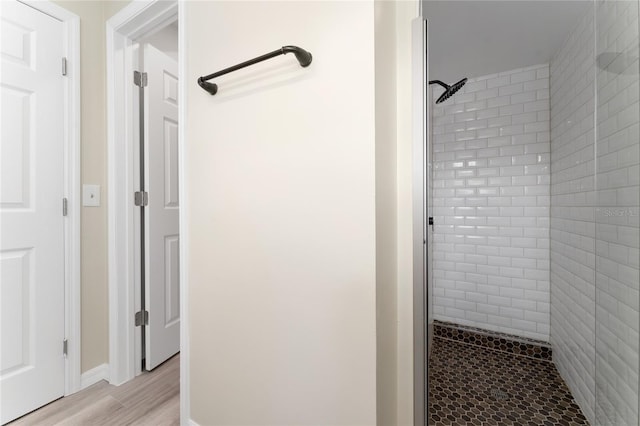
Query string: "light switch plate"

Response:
xmin=83 ymin=184 xmax=100 ymax=207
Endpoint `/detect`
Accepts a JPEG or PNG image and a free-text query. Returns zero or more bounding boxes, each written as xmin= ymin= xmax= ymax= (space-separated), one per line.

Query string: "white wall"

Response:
xmin=551 ymin=1 xmax=640 ymax=423
xmin=185 ymin=2 xmax=377 ymax=424
xmin=432 ymin=64 xmax=551 ymax=341
xmin=549 ymin=5 xmax=596 ymax=422
xmin=51 ymin=0 xmax=130 ymax=373
xmin=374 ymin=1 xmax=398 ymax=424
xmin=395 ymin=2 xmax=419 ymax=425
xmin=594 ymin=0 xmax=640 ymax=423
xmin=139 ymin=23 xmax=178 ymax=61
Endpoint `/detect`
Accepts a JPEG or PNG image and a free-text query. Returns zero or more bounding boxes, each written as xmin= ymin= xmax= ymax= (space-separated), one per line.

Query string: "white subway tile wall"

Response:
xmin=549 ymin=5 xmax=597 ymax=423
xmin=432 ymin=64 xmax=551 ymax=341
xmin=594 ymin=1 xmax=640 ymax=424
xmin=550 ymin=1 xmax=640 ymax=424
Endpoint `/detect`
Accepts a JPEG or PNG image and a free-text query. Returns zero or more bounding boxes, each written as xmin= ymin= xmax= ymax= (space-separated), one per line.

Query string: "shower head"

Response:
xmin=429 ymin=78 xmax=468 ymax=104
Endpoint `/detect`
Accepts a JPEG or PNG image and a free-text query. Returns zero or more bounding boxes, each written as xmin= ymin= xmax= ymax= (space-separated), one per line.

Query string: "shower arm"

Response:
xmin=428 ymin=80 xmax=450 ymax=90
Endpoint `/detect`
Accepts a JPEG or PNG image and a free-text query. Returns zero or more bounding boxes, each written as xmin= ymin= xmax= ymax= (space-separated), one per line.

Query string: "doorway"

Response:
xmin=106 ymin=1 xmax=187 ymax=423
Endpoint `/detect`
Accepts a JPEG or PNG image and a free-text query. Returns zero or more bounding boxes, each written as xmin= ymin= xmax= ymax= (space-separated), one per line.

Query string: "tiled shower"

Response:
xmin=432 ymin=63 xmax=552 ymax=341
xmin=427 ymin=1 xmax=639 ymax=424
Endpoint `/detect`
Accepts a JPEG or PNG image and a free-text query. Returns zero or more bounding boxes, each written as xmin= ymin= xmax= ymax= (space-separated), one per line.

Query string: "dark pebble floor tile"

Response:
xmin=428 ymin=337 xmax=589 ymax=426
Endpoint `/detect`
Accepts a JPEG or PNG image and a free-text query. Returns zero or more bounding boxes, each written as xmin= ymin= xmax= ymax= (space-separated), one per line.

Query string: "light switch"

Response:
xmin=83 ymin=184 xmax=101 ymax=207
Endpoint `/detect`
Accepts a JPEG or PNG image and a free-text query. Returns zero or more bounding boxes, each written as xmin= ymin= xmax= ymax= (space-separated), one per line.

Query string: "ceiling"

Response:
xmin=424 ymin=1 xmax=591 ymax=82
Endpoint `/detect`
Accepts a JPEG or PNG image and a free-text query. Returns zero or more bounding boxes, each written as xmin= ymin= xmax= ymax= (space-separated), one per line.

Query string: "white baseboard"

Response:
xmin=188 ymin=419 xmax=200 ymax=426
xmin=80 ymin=363 xmax=110 ymax=390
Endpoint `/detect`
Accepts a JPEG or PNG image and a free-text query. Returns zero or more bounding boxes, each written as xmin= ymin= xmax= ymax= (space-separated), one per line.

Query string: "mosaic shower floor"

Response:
xmin=428 ymin=328 xmax=588 ymax=425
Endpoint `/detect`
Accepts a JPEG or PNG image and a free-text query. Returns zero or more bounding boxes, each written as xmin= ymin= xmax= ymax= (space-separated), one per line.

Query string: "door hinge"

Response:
xmin=62 ymin=197 xmax=68 ymax=216
xmin=62 ymin=57 xmax=67 ymax=76
xmin=134 ymin=191 xmax=148 ymax=207
xmin=133 ymin=71 xmax=148 ymax=87
xmin=135 ymin=310 xmax=149 ymax=327
xmin=63 ymin=339 xmax=68 ymax=357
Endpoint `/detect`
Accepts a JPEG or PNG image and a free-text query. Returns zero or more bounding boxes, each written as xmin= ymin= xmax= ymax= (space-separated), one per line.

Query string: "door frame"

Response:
xmin=411 ymin=14 xmax=428 ymax=426
xmin=14 ymin=0 xmax=82 ymax=397
xmin=106 ymin=0 xmax=189 ymax=423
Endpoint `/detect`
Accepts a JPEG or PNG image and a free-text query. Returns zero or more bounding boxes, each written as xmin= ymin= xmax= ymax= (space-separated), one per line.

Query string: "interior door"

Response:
xmin=0 ymin=1 xmax=65 ymax=422
xmin=144 ymin=43 xmax=180 ymax=370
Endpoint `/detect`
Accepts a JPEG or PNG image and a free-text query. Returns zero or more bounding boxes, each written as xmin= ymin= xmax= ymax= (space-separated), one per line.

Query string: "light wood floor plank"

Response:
xmin=9 ymin=382 xmax=113 ymax=426
xmin=51 ymin=396 xmax=127 ymax=426
xmin=129 ymin=396 xmax=179 ymax=426
xmin=8 ymin=355 xmax=179 ymax=426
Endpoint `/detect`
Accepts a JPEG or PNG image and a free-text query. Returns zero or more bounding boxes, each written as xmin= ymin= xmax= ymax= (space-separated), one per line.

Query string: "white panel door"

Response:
xmin=0 ymin=1 xmax=65 ymax=423
xmin=144 ymin=44 xmax=180 ymax=370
